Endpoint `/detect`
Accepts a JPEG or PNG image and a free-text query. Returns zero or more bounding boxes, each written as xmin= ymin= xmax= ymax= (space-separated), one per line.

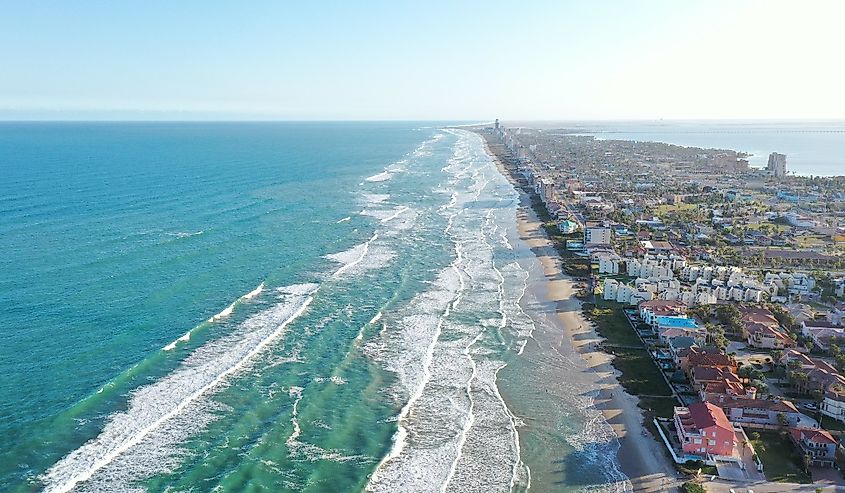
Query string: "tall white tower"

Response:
xmin=767 ymin=152 xmax=786 ymax=177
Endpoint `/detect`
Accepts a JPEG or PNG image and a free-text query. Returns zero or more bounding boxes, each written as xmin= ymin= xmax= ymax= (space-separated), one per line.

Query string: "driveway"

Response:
xmin=726 ymin=341 xmax=747 ymax=354
xmin=811 ymin=466 xmax=845 ymax=486
xmin=735 ymin=430 xmax=765 ymax=482
xmin=715 ymin=460 xmax=746 ymax=481
xmin=703 ymin=479 xmax=845 ymax=492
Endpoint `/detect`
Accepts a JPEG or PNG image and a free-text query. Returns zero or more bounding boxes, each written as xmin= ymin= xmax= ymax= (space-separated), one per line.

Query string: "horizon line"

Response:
xmin=2 ymin=117 xmax=845 ymax=123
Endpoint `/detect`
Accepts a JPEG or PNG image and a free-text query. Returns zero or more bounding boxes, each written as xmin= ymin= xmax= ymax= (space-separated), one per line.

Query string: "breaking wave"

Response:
xmin=41 ymin=283 xmax=318 ymax=493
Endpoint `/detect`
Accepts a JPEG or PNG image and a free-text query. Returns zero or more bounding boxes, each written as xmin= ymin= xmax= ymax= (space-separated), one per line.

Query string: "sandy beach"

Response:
xmin=485 ymin=139 xmax=680 ymax=492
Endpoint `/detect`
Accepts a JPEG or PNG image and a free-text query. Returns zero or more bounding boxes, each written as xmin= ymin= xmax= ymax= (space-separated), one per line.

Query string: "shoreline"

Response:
xmin=477 ymin=131 xmax=679 ymax=490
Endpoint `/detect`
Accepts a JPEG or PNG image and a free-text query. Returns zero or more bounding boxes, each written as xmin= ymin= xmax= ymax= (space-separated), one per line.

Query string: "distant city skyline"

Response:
xmin=2 ymin=0 xmax=844 ymax=120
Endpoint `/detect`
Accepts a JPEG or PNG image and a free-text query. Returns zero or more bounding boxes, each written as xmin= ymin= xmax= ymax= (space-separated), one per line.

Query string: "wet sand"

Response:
xmin=484 ymin=139 xmax=679 ymax=492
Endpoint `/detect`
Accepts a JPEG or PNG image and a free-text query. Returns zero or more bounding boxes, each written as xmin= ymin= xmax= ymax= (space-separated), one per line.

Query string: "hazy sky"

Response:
xmin=2 ymin=0 xmax=843 ymax=120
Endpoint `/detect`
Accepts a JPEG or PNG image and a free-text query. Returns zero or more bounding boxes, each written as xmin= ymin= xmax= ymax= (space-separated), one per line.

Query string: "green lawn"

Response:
xmin=583 ymin=300 xmax=642 ymax=347
xmin=819 ymin=416 xmax=845 ymax=432
xmin=654 ymin=203 xmax=698 ymax=215
xmin=608 ymin=348 xmax=674 ymax=396
xmin=749 ymin=431 xmax=812 ymax=483
xmin=640 ymin=396 xmax=679 ymax=419
xmin=795 ymin=235 xmax=828 ymax=248
xmin=559 ymin=249 xmax=591 ymax=278
xmin=746 ymin=222 xmax=790 ymax=233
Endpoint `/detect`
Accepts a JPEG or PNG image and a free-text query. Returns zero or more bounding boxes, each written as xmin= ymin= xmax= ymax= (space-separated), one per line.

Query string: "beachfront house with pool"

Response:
xmin=656 ymin=316 xmax=706 ymax=345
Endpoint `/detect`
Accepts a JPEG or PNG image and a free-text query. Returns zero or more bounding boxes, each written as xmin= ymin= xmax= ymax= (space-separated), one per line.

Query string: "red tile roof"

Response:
xmin=709 ymin=395 xmax=799 ymax=414
xmin=687 ymin=350 xmax=735 ymax=369
xmin=740 ymin=306 xmax=779 ymax=327
xmin=703 ymin=380 xmax=745 ymax=396
xmin=692 ymin=366 xmax=741 ymax=384
xmin=688 ymin=402 xmax=733 ymax=431
xmin=791 ymin=428 xmax=836 ymax=445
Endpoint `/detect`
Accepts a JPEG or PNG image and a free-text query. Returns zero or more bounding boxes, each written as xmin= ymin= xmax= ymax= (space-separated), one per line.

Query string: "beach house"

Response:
xmin=708 ymin=395 xmax=806 ymax=427
xmin=674 ymin=402 xmax=736 ymax=457
xmin=822 ymin=383 xmax=845 ymax=424
xmin=789 ymin=428 xmax=837 ymax=468
xmin=656 ymin=316 xmax=706 ymax=345
xmin=639 ymin=300 xmax=688 ymax=327
xmin=676 ymin=346 xmax=736 ymax=375
xmin=801 ymin=319 xmax=845 ymax=352
xmin=692 ymin=367 xmax=746 ymax=399
xmin=745 ymin=323 xmax=795 ymax=349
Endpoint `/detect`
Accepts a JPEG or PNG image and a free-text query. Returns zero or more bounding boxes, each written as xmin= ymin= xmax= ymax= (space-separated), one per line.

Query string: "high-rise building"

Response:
xmin=767 ymin=152 xmax=787 ymax=177
xmin=494 ymin=118 xmax=500 ymax=130
xmin=584 ymin=226 xmax=612 ymax=245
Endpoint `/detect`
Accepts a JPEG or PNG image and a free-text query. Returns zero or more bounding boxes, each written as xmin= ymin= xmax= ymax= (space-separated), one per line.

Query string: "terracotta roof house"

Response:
xmin=708 ymin=395 xmax=807 ymax=427
xmin=674 ymin=402 xmax=737 ymax=457
xmin=700 ymin=380 xmax=750 ymax=401
xmin=740 ymin=306 xmax=780 ymax=328
xmin=793 ymin=366 xmax=845 ymax=395
xmin=692 ymin=366 xmax=743 ymax=393
xmin=790 ymin=428 xmax=837 ymax=468
xmin=801 ymin=320 xmax=845 ymax=351
xmin=745 ymin=322 xmax=796 ymax=349
xmin=779 ymin=348 xmax=817 ymax=369
xmin=685 ymin=349 xmax=736 ymax=373
xmin=674 ymin=346 xmax=726 ymax=371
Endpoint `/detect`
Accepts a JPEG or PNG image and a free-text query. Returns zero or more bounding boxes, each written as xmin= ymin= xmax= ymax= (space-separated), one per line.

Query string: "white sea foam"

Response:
xmin=164 ymin=330 xmax=191 ymax=351
xmin=162 ymin=283 xmax=265 ymax=351
xmin=367 ymin=266 xmax=464 ymax=491
xmin=41 ymin=283 xmax=318 ymax=493
xmin=379 ymin=206 xmax=409 ymax=223
xmin=355 ymin=311 xmax=383 ymax=343
xmin=359 ymin=206 xmax=402 ymax=222
xmin=368 ymin=129 xmax=556 ymax=492
xmin=386 ymin=159 xmax=408 ymax=173
xmin=168 ymin=230 xmax=204 ymax=238
xmin=500 ymin=232 xmax=513 ymax=250
xmin=326 ymin=233 xmax=378 ymax=278
xmin=336 ymin=216 xmax=352 ymax=223
xmin=242 ymin=282 xmax=265 ymax=300
xmin=368 ymin=131 xmax=488 ymax=491
xmin=208 ymin=303 xmax=235 ymax=322
xmin=286 ymin=386 xmax=304 ymax=446
xmin=206 ymin=282 xmax=265 ymax=323
xmin=284 ymin=386 xmax=370 ymax=465
xmin=325 ymin=233 xmax=396 ymax=278
xmin=360 ymin=193 xmax=390 ymax=204
xmin=365 ymin=171 xmax=391 ymax=182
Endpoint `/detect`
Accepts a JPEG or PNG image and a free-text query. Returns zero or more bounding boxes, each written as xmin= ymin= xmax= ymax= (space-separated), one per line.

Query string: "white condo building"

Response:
xmin=767 ymin=152 xmax=787 ymax=177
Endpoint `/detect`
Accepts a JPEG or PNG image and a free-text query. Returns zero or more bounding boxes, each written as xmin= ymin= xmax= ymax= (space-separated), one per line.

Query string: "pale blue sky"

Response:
xmin=1 ymin=0 xmax=843 ymax=120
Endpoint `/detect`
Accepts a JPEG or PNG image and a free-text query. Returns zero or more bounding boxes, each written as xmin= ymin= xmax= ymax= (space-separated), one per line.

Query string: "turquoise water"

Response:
xmin=1 ymin=123 xmax=624 ymax=492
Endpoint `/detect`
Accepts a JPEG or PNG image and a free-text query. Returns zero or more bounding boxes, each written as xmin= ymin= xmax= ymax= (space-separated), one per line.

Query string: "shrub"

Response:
xmin=682 ymin=482 xmax=706 ymax=493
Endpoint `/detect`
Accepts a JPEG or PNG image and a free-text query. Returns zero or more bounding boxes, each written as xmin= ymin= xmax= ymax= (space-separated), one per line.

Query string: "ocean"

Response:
xmin=0 ymin=123 xmax=624 ymax=492
xmin=539 ymin=120 xmax=845 ymax=177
